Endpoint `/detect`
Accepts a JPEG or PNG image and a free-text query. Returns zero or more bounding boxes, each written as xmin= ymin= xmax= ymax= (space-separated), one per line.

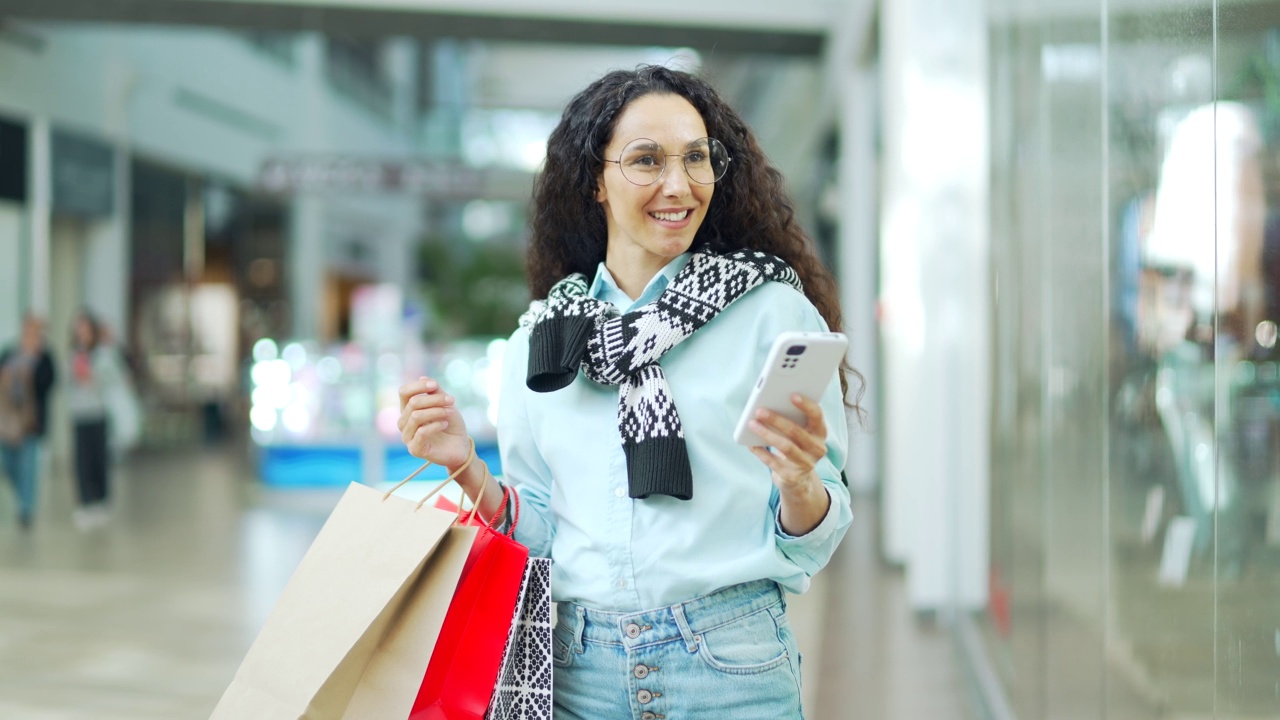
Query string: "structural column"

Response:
xmin=81 ymin=144 xmax=132 ymax=338
xmin=28 ymin=116 xmax=50 ymax=316
xmin=289 ymin=34 xmax=328 ymax=341
xmin=839 ymin=67 xmax=880 ymax=493
xmin=878 ymin=0 xmax=990 ymax=611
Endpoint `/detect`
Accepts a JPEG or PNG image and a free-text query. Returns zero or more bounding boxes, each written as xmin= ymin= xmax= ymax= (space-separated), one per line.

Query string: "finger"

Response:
xmin=754 ymin=408 xmax=826 ymax=460
xmin=747 ymin=419 xmax=808 ymax=466
xmin=401 ymin=405 xmax=452 ymax=444
xmin=398 ymin=377 xmax=440 ymax=411
xmin=403 ymin=390 xmax=455 ymax=414
xmin=791 ymin=394 xmax=828 ymax=437
xmin=749 ymin=446 xmax=784 ymax=472
xmin=408 ymin=421 xmax=449 ymax=455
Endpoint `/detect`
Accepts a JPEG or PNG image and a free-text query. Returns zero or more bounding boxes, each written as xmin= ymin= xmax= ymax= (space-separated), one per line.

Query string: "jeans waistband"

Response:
xmin=558 ymin=579 xmax=784 ymax=651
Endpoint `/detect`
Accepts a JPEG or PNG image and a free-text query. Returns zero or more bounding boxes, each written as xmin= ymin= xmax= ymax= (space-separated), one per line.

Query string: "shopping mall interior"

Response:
xmin=1 ymin=0 xmax=1279 ymax=718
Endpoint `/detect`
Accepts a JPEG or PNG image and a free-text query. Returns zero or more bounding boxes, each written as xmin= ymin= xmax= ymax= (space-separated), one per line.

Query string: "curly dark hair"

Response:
xmin=527 ymin=65 xmax=863 ymax=412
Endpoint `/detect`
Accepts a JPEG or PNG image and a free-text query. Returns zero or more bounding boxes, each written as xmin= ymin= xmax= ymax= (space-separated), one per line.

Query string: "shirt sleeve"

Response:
xmin=761 ymin=289 xmax=854 ymax=577
xmin=497 ymin=326 xmax=557 ymax=559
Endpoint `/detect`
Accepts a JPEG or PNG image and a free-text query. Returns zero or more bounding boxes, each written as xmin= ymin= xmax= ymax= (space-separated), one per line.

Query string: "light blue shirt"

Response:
xmin=499 ymin=252 xmax=853 ymax=611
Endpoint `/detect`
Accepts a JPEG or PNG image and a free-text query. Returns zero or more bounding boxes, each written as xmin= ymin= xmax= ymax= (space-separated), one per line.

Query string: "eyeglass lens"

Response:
xmin=617 ymin=138 xmax=729 ymax=185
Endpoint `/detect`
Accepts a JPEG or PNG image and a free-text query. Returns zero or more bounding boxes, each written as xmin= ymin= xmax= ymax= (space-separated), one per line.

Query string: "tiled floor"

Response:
xmin=0 ymin=444 xmax=975 ymax=719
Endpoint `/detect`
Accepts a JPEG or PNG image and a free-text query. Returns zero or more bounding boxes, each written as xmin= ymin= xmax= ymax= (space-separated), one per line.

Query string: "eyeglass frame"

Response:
xmin=600 ymin=137 xmax=732 ymax=186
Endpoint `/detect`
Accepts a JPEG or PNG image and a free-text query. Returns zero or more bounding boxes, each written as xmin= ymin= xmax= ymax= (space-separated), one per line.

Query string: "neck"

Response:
xmin=605 ymin=253 xmax=675 ymax=301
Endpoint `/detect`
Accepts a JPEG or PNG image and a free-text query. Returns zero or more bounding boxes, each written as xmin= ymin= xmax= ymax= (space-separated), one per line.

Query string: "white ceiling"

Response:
xmin=210 ymin=0 xmax=846 ymax=33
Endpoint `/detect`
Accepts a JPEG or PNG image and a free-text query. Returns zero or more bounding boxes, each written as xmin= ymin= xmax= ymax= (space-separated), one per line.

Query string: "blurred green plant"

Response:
xmin=1230 ymin=30 xmax=1280 ymax=142
xmin=416 ymin=236 xmax=529 ymax=340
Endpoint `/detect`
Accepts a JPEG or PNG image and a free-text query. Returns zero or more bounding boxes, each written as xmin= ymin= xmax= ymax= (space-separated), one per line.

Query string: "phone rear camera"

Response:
xmin=786 ymin=345 xmax=806 ymax=356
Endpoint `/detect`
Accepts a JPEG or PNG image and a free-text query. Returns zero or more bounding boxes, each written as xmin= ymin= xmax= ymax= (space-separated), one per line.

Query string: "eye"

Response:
xmin=685 ymin=151 xmax=708 ymax=164
xmin=626 ymin=153 xmax=662 ymax=168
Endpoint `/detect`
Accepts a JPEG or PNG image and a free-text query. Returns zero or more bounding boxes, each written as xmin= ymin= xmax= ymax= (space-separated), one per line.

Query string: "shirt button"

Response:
xmin=637 ymin=689 xmax=653 ymax=704
xmin=615 ymin=486 xmax=626 ymax=498
xmin=633 ymin=664 xmax=650 ymax=679
xmin=616 ymin=579 xmax=626 ymax=589
xmin=624 ymin=623 xmax=641 ymax=639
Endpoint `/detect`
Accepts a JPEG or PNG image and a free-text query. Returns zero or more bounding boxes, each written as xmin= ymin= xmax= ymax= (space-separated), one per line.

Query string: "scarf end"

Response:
xmin=626 ymin=437 xmax=694 ymax=501
xmin=527 ymin=315 xmax=596 ymax=392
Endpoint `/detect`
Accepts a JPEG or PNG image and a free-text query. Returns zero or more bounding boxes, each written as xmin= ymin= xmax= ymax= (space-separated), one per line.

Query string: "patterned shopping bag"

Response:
xmin=486 ymin=557 xmax=552 ymax=720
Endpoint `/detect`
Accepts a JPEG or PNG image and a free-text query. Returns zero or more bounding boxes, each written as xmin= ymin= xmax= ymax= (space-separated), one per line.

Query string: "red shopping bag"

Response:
xmin=432 ymin=495 xmax=489 ymax=527
xmin=410 ymin=486 xmax=529 ymax=720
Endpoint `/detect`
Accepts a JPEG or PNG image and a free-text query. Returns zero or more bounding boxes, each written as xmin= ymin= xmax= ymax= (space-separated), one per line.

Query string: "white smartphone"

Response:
xmin=733 ymin=331 xmax=848 ymax=447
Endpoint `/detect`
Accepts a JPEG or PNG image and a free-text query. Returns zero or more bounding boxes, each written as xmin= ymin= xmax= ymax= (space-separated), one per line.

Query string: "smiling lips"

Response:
xmin=649 ymin=209 xmax=692 ymax=223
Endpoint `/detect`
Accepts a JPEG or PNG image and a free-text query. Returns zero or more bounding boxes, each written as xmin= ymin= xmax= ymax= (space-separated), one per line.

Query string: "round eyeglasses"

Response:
xmin=603 ymin=137 xmax=732 ymax=186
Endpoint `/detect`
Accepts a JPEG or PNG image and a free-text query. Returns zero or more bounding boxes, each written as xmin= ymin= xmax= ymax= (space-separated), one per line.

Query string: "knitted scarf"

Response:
xmin=518 ymin=249 xmax=803 ymax=500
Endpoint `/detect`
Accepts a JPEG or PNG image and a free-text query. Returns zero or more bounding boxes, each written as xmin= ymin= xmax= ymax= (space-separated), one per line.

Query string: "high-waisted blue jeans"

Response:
xmin=1 ymin=437 xmax=38 ymax=522
xmin=552 ymin=579 xmax=804 ymax=720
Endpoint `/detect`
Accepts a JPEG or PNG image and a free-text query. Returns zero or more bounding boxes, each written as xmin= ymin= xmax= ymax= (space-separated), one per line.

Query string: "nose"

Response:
xmin=659 ymin=158 xmax=692 ymax=197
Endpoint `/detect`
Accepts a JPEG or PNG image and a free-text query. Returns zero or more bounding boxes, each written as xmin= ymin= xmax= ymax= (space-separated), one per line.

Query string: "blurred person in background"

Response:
xmin=399 ymin=65 xmax=858 ymax=719
xmin=0 ymin=314 xmax=57 ymax=530
xmin=67 ymin=311 xmax=136 ymax=531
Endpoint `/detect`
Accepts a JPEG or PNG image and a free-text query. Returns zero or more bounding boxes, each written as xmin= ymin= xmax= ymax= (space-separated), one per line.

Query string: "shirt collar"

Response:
xmin=589 ymin=253 xmax=693 ymax=313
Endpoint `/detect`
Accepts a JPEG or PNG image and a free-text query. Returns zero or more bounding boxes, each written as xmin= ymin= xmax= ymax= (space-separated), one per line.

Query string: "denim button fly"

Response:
xmin=637 ymin=689 xmax=653 ymax=704
xmin=624 ymin=622 xmax=641 ymax=638
xmin=633 ymin=663 xmax=649 ymax=679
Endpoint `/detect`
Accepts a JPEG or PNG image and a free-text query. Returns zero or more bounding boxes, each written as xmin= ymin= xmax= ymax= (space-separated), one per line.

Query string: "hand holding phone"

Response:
xmin=733 ymin=331 xmax=848 ymax=447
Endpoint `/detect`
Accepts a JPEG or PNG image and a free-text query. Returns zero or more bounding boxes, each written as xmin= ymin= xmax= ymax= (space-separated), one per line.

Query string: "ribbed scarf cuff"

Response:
xmin=624 ymin=436 xmax=693 ymax=500
xmin=527 ymin=316 xmax=596 ymax=392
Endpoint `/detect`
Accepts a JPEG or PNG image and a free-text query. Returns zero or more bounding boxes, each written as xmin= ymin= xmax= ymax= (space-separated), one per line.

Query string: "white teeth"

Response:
xmin=650 ymin=210 xmax=690 ymax=222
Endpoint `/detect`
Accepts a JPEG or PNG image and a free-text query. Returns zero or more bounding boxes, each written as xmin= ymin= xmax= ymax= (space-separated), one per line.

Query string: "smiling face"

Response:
xmin=596 ymin=93 xmax=714 ymax=285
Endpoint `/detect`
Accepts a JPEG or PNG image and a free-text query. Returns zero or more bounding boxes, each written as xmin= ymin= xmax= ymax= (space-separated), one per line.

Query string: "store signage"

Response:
xmin=257 ymin=157 xmax=487 ymax=196
xmin=52 ymin=129 xmax=115 ymax=219
xmin=0 ymin=116 xmax=28 ymax=203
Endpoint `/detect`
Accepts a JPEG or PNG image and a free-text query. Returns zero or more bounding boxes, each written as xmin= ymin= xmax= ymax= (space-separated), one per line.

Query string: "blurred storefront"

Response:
xmin=0 ymin=8 xmax=832 ymax=488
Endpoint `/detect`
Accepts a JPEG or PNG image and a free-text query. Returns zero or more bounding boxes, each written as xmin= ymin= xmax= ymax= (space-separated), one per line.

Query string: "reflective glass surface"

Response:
xmin=986 ymin=1 xmax=1280 ymax=717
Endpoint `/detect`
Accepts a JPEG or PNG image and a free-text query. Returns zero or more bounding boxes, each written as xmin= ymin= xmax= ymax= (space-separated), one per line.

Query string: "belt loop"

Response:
xmin=670 ymin=603 xmax=699 ymax=653
xmin=573 ymin=605 xmax=587 ymax=653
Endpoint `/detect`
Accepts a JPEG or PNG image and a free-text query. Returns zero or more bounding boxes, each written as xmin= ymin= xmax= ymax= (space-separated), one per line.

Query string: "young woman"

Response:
xmin=0 ymin=314 xmax=57 ymax=530
xmin=398 ymin=65 xmax=859 ymax=719
xmin=66 ymin=312 xmax=133 ymax=530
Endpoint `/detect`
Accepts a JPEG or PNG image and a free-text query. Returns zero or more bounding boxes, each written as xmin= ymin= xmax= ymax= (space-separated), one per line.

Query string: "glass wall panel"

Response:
xmin=984 ymin=0 xmax=1280 ymax=717
xmin=988 ymin=9 xmax=1051 ymax=717
xmin=1106 ymin=2 xmax=1217 ymax=717
xmin=1213 ymin=4 xmax=1280 ymax=716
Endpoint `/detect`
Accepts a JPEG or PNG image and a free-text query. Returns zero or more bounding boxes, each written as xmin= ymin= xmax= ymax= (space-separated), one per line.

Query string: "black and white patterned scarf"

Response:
xmin=518 ymin=250 xmax=802 ymax=501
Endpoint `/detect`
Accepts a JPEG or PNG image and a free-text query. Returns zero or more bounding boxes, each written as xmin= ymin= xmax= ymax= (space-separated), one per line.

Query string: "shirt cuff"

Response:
xmin=774 ymin=486 xmax=837 ymax=543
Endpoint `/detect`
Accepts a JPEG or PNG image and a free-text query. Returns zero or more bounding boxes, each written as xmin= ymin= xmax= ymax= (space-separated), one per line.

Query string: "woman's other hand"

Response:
xmin=746 ymin=394 xmax=832 ymax=535
xmin=398 ymin=376 xmax=472 ymax=469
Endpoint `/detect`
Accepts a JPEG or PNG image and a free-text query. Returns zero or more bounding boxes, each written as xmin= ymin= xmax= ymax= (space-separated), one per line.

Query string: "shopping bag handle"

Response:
xmin=383 ymin=437 xmax=476 ymax=511
xmin=455 ymin=466 xmax=521 ymax=538
xmin=456 ymin=460 xmax=491 ymax=525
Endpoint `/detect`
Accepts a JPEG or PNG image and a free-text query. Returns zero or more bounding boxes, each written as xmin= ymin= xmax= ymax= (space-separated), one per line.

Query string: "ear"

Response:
xmin=595 ymin=175 xmax=607 ymax=204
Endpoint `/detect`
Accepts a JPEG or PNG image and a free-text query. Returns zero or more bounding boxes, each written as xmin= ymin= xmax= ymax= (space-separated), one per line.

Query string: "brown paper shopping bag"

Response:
xmin=210 ymin=480 xmax=471 ymax=720
xmin=342 ymin=523 xmax=476 ymax=719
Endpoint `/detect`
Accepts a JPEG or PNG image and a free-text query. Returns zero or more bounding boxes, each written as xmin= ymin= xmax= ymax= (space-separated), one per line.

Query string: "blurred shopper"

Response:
xmin=67 ymin=311 xmax=135 ymax=531
xmin=398 ymin=66 xmax=857 ymax=718
xmin=0 ymin=314 xmax=57 ymax=530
